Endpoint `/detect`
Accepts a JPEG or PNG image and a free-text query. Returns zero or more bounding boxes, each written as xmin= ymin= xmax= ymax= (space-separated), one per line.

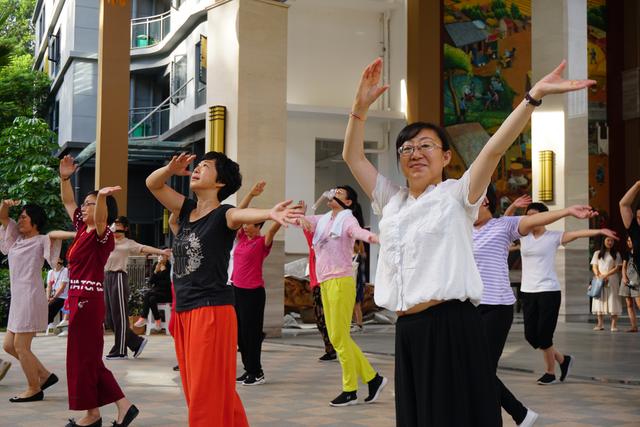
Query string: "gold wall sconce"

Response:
xmin=208 ymin=105 xmax=226 ymax=153
xmin=538 ymin=150 xmax=554 ymax=202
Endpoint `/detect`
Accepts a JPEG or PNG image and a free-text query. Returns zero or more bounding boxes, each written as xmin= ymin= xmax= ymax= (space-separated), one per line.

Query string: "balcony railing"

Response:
xmin=131 ymin=11 xmax=171 ymax=49
xmin=129 ymin=105 xmax=170 ymax=138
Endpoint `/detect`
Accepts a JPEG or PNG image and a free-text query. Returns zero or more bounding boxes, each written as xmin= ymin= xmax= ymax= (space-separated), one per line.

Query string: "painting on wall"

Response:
xmin=442 ymin=0 xmax=532 ymax=214
xmin=587 ymin=0 xmax=608 ymax=230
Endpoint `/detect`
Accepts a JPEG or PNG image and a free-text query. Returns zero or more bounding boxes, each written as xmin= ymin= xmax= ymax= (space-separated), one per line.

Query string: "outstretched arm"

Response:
xmin=238 ymin=181 xmax=266 ymax=209
xmin=518 ymin=205 xmax=597 ymax=236
xmin=504 ymin=195 xmax=532 ymax=217
xmin=140 ymin=245 xmax=172 ymax=257
xmin=48 ymin=230 xmax=77 ymax=240
xmin=226 ymin=200 xmax=303 ymax=230
xmin=59 ymin=155 xmax=78 ymax=220
xmin=562 ymin=228 xmax=617 ymax=245
xmin=95 ymin=186 xmax=121 ymax=237
xmin=620 ymin=181 xmax=640 ymax=229
xmin=468 ymin=61 xmax=595 ymax=204
xmin=342 ymin=58 xmax=389 ymax=199
xmin=146 ymin=153 xmax=195 ymax=215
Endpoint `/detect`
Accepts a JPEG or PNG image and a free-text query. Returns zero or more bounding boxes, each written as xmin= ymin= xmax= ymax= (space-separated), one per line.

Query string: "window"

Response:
xmin=171 ymin=0 xmax=185 ymax=9
xmin=48 ymin=30 xmax=60 ymax=77
xmin=49 ymin=101 xmax=59 ymax=134
xmin=195 ymin=36 xmax=207 ymax=107
xmin=171 ymin=54 xmax=187 ymax=104
xmin=37 ymin=7 xmax=46 ymax=48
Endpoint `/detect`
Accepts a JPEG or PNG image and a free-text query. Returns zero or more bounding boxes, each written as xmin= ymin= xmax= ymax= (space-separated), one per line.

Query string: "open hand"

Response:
xmin=599 ymin=228 xmax=619 ymax=240
xmin=269 ymin=200 xmax=304 ymax=227
xmin=531 ymin=60 xmax=596 ymax=98
xmin=98 ymin=186 xmax=122 ymax=197
xmin=59 ymin=155 xmax=78 ymax=180
xmin=167 ymin=153 xmax=197 ymax=176
xmin=512 ymin=195 xmax=532 ymax=209
xmin=250 ymin=181 xmax=266 ymax=197
xmin=353 ymin=58 xmax=389 ymax=112
xmin=567 ymin=205 xmax=598 ymax=219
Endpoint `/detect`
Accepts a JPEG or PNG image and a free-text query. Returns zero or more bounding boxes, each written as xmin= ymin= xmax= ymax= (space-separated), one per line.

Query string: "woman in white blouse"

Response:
xmin=342 ymin=58 xmax=594 ymax=427
xmin=591 ymin=236 xmax=623 ymax=331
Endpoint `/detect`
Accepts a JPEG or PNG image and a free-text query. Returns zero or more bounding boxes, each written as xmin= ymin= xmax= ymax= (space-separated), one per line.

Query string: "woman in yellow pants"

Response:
xmin=300 ymin=185 xmax=387 ymax=407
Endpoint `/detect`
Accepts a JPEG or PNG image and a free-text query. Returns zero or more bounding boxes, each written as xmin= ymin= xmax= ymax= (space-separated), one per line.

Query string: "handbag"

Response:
xmin=587 ymin=277 xmax=604 ymax=298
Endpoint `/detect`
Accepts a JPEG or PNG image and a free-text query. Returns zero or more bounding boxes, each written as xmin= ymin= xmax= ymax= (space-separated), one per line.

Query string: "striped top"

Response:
xmin=473 ymin=216 xmax=522 ymax=305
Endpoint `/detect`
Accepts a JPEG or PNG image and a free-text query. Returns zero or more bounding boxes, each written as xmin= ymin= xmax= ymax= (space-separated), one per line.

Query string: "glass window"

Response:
xmin=171 ymin=54 xmax=187 ymax=104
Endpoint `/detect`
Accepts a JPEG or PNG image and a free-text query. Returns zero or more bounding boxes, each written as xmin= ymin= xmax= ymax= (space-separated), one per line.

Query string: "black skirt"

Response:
xmin=395 ymin=300 xmax=501 ymax=427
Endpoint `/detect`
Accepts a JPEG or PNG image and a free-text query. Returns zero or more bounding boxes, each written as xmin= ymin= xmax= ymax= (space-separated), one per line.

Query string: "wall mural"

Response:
xmin=586 ymin=0 xmax=608 ymax=230
xmin=443 ymin=0 xmax=532 ymax=214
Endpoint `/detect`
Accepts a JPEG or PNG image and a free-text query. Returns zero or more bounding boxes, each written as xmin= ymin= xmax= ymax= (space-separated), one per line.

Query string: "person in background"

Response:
xmin=619 ymin=181 xmax=640 ymax=331
xmin=591 ymin=236 xmax=622 ymax=331
xmin=133 ymin=252 xmax=172 ymax=331
xmin=46 ymin=258 xmax=69 ymax=329
xmin=619 ymin=237 xmax=640 ymax=332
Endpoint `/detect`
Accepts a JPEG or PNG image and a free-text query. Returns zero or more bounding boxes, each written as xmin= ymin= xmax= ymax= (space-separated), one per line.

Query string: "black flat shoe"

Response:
xmin=112 ymin=404 xmax=139 ymax=427
xmin=65 ymin=417 xmax=102 ymax=427
xmin=9 ymin=390 xmax=44 ymax=402
xmin=41 ymin=373 xmax=59 ymax=391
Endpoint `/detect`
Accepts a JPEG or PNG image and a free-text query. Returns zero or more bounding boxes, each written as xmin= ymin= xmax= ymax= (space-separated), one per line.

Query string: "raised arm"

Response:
xmin=620 ymin=180 xmax=640 ymax=229
xmin=504 ymin=194 xmax=532 ymax=217
xmin=342 ymin=58 xmax=389 ymax=199
xmin=562 ymin=228 xmax=617 ymax=245
xmin=146 ymin=153 xmax=195 ymax=214
xmin=0 ymin=199 xmax=20 ymax=228
xmin=59 ymin=155 xmax=78 ymax=220
xmin=469 ymin=61 xmax=595 ymax=203
xmin=226 ymin=200 xmax=303 ymax=230
xmin=95 ymin=186 xmax=121 ymax=237
xmin=518 ymin=205 xmax=597 ymax=235
xmin=238 ymin=181 xmax=266 ymax=209
xmin=264 ymin=222 xmax=282 ymax=247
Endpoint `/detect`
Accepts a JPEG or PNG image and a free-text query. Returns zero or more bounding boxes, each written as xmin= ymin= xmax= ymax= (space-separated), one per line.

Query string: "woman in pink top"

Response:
xmin=299 ymin=185 xmax=386 ymax=407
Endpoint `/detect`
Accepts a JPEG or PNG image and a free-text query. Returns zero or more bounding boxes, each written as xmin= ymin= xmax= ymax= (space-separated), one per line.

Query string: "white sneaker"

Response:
xmin=57 ymin=319 xmax=68 ymax=328
xmin=0 ymin=360 xmax=11 ymax=382
xmin=45 ymin=323 xmax=56 ymax=336
xmin=57 ymin=330 xmax=68 ymax=337
xmin=133 ymin=318 xmax=147 ymax=328
xmin=519 ymin=409 xmax=539 ymax=426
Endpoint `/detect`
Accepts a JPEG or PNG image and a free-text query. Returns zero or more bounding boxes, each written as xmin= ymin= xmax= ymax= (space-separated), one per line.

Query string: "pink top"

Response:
xmin=231 ymin=228 xmax=272 ymax=289
xmin=306 ymin=213 xmax=373 ymax=284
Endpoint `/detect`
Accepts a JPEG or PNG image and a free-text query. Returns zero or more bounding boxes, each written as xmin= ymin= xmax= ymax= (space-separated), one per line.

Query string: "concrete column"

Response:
xmin=95 ymin=0 xmax=131 ymax=213
xmin=532 ymin=0 xmax=590 ymax=322
xmin=406 ymin=0 xmax=441 ymax=124
xmin=207 ymin=0 xmax=288 ymax=336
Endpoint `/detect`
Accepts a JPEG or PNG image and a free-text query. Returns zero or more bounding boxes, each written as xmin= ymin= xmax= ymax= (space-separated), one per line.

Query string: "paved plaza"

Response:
xmin=1 ymin=320 xmax=639 ymax=426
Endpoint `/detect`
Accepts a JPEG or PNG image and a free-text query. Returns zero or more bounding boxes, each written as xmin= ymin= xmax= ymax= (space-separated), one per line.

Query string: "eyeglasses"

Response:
xmin=81 ymin=202 xmax=96 ymax=208
xmin=397 ymin=142 xmax=443 ymax=157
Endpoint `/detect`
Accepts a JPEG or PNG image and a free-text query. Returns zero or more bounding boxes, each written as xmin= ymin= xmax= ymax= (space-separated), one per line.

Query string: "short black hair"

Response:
xmin=202 ymin=151 xmax=242 ymax=202
xmin=395 ymin=122 xmax=452 ymax=180
xmin=114 ymin=216 xmax=130 ymax=236
xmin=526 ymin=202 xmax=549 ymax=213
xmin=86 ymin=191 xmax=119 ymax=224
xmin=337 ymin=185 xmax=365 ymax=227
xmin=22 ymin=204 xmax=47 ymax=232
xmin=485 ymin=185 xmax=497 ymax=215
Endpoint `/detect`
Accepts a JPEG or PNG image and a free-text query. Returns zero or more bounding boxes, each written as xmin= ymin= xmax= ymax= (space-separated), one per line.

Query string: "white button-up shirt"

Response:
xmin=372 ymin=168 xmax=484 ymax=311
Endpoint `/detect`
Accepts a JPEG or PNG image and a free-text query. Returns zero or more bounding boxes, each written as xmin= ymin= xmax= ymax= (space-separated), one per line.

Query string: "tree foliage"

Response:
xmin=0 ymin=0 xmax=36 ymax=56
xmin=444 ymin=43 xmax=472 ymax=74
xmin=0 ymin=117 xmax=68 ymax=231
xmin=587 ymin=5 xmax=606 ymax=31
xmin=0 ymin=54 xmax=50 ymax=131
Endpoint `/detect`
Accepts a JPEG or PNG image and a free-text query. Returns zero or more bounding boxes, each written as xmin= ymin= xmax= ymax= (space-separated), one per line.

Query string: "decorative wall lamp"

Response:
xmin=538 ymin=150 xmax=554 ymax=202
xmin=208 ymin=105 xmax=226 ymax=153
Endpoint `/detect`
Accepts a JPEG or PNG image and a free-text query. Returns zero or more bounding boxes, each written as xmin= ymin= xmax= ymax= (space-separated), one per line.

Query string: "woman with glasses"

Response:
xmin=297 ymin=186 xmax=386 ymax=407
xmin=0 ymin=200 xmax=72 ymax=403
xmin=59 ymin=156 xmax=139 ymax=427
xmin=342 ymin=58 xmax=594 ymax=426
xmin=103 ymin=216 xmax=170 ymax=360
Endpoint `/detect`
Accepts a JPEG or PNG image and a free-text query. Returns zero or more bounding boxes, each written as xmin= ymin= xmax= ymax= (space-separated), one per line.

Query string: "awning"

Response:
xmin=75 ymin=138 xmax=194 ymax=167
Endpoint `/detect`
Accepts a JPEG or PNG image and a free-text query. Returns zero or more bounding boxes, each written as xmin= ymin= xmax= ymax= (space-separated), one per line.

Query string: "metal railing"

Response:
xmin=129 ymin=104 xmax=170 ymax=138
xmin=131 ymin=11 xmax=171 ymax=49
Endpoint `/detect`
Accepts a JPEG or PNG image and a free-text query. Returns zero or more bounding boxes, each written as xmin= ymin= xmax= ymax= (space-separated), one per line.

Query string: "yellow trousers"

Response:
xmin=320 ymin=277 xmax=376 ymax=392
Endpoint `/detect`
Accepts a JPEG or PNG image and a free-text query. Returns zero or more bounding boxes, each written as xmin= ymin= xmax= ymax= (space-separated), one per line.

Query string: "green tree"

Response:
xmin=0 ymin=54 xmax=50 ymax=131
xmin=0 ymin=0 xmax=36 ymax=56
xmin=491 ymin=0 xmax=509 ymax=20
xmin=444 ymin=43 xmax=472 ymax=120
xmin=0 ymin=8 xmax=13 ymax=67
xmin=0 ymin=117 xmax=68 ymax=230
xmin=510 ymin=3 xmax=522 ymax=20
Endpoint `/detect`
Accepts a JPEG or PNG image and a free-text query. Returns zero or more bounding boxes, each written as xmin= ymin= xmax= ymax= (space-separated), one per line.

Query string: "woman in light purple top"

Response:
xmin=473 ymin=190 xmax=600 ymax=426
xmin=0 ymin=200 xmax=74 ymax=403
